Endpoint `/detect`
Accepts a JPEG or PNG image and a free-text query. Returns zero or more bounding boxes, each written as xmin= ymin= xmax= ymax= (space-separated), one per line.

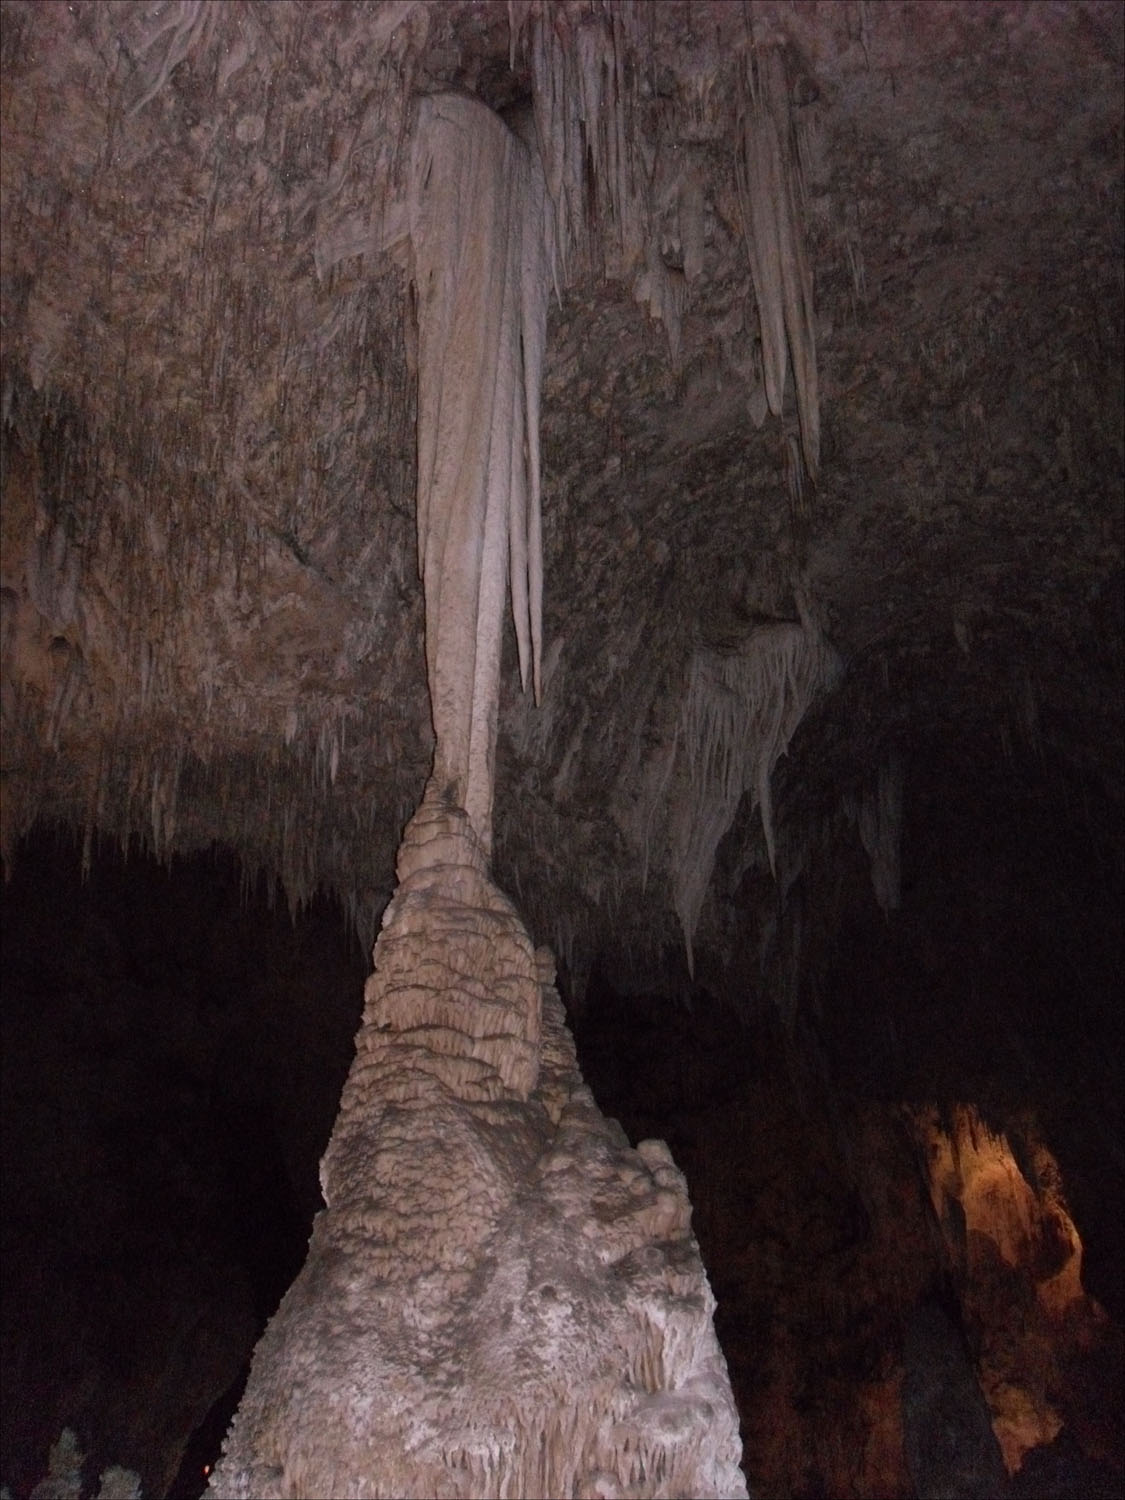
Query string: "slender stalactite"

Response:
xmin=736 ymin=46 xmax=820 ymax=483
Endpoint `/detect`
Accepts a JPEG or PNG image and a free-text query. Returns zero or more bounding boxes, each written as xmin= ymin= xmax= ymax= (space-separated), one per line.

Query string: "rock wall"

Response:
xmin=209 ymin=792 xmax=746 ymax=1500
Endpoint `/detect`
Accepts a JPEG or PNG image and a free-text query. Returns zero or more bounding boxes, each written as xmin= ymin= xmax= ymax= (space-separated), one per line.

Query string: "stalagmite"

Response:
xmin=209 ymin=789 xmax=747 ymax=1500
xmin=209 ymin=92 xmax=746 ymax=1500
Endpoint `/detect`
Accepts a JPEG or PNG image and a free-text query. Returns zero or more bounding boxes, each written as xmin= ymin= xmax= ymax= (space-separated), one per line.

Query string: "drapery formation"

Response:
xmin=672 ymin=616 xmax=840 ymax=974
xmin=408 ymin=93 xmax=551 ymax=856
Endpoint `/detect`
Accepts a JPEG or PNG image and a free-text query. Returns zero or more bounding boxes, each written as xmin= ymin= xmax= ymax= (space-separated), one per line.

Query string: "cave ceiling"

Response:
xmin=1 ymin=0 xmax=1122 ymax=998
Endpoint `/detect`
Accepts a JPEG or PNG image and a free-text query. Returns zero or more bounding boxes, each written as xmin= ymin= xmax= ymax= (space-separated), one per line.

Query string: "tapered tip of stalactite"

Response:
xmin=517 ymin=649 xmax=542 ymax=706
xmin=804 ymin=436 xmax=820 ymax=488
xmin=759 ymin=766 xmax=779 ymax=880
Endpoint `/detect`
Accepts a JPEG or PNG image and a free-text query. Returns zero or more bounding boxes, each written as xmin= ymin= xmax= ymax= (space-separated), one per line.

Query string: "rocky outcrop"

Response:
xmin=910 ymin=1104 xmax=1112 ymax=1477
xmin=209 ymin=793 xmax=746 ymax=1500
xmin=572 ymin=983 xmax=1125 ymax=1500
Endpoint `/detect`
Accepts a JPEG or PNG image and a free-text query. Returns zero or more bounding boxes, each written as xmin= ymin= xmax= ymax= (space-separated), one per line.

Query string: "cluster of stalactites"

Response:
xmin=510 ymin=0 xmax=646 ymax=286
xmin=509 ymin=4 xmax=820 ymax=456
xmin=671 ymin=611 xmax=840 ymax=974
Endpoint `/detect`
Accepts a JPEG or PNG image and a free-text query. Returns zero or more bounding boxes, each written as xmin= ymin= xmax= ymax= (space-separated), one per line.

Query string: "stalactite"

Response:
xmin=407 ymin=93 xmax=552 ymax=854
xmin=126 ymin=0 xmax=215 ymax=117
xmin=523 ymin=1 xmax=646 ymax=285
xmin=670 ymin=615 xmax=840 ymax=975
xmin=736 ymin=46 xmax=820 ymax=483
xmin=679 ymin=172 xmax=706 ymax=285
xmin=634 ymin=243 xmax=688 ymax=364
xmin=850 ymin=755 xmax=904 ymax=915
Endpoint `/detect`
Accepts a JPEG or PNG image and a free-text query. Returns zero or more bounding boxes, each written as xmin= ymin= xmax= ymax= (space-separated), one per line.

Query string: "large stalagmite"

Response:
xmin=209 ymin=796 xmax=746 ymax=1499
xmin=209 ymin=93 xmax=746 ymax=1500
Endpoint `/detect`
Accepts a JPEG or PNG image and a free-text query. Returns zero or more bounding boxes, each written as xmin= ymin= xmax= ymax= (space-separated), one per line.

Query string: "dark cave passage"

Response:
xmin=819 ymin=748 xmax=1124 ymax=1325
xmin=0 ymin=828 xmax=364 ymax=1500
xmin=570 ymin=744 xmax=1124 ymax=1499
xmin=2 ymin=730 xmax=1122 ymax=1500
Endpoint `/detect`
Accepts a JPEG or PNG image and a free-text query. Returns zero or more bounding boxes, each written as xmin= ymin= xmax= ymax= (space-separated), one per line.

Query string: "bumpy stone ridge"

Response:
xmin=209 ymin=789 xmax=747 ymax=1499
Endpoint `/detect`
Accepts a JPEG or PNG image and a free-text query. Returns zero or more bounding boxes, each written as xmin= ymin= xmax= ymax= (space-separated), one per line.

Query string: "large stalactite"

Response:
xmin=408 ymin=92 xmax=550 ymax=854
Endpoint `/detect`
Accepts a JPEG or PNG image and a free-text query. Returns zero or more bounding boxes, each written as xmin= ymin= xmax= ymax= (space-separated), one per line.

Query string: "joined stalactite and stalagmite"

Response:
xmin=7 ymin=20 xmax=827 ymax=1498
xmin=208 ymin=90 xmax=747 ymax=1500
xmin=3 ymin=7 xmax=1122 ymax=1495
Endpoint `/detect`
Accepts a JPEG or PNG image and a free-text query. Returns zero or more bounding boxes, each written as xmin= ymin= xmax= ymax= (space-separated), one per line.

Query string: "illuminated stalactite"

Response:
xmin=911 ymin=1104 xmax=1100 ymax=1474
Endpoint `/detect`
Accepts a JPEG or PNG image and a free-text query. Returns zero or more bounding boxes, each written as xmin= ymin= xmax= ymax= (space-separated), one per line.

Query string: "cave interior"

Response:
xmin=1 ymin=3 xmax=1122 ymax=1498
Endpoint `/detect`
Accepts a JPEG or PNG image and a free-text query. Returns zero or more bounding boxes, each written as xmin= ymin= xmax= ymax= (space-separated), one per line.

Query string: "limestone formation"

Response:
xmin=2 ymin=3 xmax=1121 ymax=1496
xmin=670 ymin=615 xmax=841 ymax=973
xmin=409 ymin=92 xmax=550 ymax=857
xmin=736 ymin=45 xmax=819 ymax=484
xmin=209 ymin=792 xmax=747 ymax=1499
xmin=210 ymin=76 xmax=745 ymax=1499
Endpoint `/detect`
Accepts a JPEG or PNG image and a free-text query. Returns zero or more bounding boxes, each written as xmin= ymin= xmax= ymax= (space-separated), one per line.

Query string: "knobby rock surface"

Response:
xmin=209 ymin=793 xmax=746 ymax=1500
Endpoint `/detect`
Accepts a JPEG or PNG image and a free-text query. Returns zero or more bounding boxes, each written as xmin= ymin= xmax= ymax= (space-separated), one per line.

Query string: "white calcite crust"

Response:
xmin=209 ymin=795 xmax=747 ymax=1500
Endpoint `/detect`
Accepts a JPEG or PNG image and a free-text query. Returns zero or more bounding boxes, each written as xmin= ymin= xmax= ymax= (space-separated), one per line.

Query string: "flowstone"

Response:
xmin=208 ymin=791 xmax=747 ymax=1500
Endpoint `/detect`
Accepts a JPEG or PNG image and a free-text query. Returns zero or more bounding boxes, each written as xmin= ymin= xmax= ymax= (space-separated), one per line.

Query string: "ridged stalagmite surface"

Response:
xmin=208 ymin=791 xmax=747 ymax=1500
